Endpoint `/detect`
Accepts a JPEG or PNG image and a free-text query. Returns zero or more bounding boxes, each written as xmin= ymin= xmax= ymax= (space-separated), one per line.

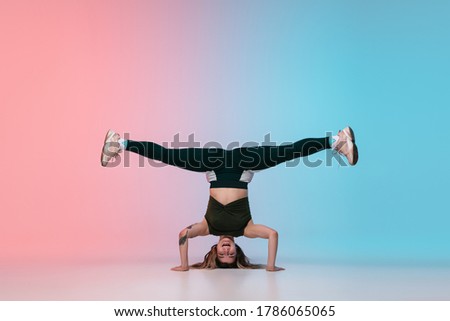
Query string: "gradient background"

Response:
xmin=1 ymin=0 xmax=449 ymax=269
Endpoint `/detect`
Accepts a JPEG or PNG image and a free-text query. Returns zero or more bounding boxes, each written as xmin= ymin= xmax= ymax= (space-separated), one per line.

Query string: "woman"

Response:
xmin=100 ymin=127 xmax=358 ymax=272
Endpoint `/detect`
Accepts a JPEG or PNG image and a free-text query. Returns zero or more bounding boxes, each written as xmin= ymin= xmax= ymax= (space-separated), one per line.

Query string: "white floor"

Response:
xmin=1 ymin=259 xmax=449 ymax=300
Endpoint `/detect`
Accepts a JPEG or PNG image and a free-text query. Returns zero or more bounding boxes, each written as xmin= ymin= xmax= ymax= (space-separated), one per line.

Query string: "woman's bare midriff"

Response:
xmin=209 ymin=188 xmax=248 ymax=205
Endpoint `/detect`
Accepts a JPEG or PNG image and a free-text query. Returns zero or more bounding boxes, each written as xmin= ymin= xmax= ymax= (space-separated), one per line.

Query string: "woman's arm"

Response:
xmin=244 ymin=222 xmax=284 ymax=272
xmin=171 ymin=219 xmax=209 ymax=271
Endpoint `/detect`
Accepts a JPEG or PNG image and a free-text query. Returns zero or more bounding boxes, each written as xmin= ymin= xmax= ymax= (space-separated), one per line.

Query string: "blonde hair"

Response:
xmin=191 ymin=244 xmax=262 ymax=269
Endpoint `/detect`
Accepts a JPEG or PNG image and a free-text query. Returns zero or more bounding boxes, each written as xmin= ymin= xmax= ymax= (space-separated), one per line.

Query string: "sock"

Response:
xmin=329 ymin=135 xmax=338 ymax=149
xmin=118 ymin=138 xmax=127 ymax=151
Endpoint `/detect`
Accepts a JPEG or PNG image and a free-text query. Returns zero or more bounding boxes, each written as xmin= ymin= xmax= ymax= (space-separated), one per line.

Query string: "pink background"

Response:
xmin=1 ymin=1 xmax=224 ymax=262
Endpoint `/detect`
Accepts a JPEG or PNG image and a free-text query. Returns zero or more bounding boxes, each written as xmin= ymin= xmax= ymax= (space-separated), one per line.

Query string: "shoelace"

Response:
xmin=105 ymin=141 xmax=121 ymax=160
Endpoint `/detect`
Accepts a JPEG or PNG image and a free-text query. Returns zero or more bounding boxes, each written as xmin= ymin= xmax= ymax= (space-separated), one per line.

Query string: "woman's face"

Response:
xmin=216 ymin=236 xmax=237 ymax=264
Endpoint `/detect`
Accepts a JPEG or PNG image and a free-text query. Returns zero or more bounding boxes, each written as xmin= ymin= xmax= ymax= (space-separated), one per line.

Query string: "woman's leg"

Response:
xmin=230 ymin=137 xmax=331 ymax=170
xmin=100 ymin=130 xmax=227 ymax=171
xmin=126 ymin=140 xmax=226 ymax=172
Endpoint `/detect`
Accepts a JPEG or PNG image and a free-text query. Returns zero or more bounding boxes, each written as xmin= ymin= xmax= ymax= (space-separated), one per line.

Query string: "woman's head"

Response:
xmin=216 ymin=236 xmax=237 ymax=264
xmin=191 ymin=236 xmax=262 ymax=269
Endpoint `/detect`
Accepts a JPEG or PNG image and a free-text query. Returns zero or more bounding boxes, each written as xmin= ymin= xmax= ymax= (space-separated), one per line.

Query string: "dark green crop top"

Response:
xmin=204 ymin=196 xmax=252 ymax=237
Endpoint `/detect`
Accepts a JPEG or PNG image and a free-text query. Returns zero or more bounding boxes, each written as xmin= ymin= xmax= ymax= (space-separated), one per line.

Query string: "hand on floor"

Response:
xmin=266 ymin=266 xmax=285 ymax=272
xmin=171 ymin=265 xmax=189 ymax=272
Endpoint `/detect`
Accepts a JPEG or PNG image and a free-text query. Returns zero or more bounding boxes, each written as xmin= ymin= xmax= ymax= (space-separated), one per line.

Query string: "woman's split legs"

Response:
xmin=100 ymin=127 xmax=358 ymax=169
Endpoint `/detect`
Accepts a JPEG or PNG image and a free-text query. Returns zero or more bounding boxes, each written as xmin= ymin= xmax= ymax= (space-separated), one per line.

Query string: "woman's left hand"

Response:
xmin=171 ymin=265 xmax=189 ymax=272
xmin=266 ymin=266 xmax=285 ymax=272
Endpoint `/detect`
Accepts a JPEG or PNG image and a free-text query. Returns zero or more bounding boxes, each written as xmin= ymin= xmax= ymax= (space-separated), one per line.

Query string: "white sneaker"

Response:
xmin=332 ymin=126 xmax=359 ymax=166
xmin=100 ymin=129 xmax=121 ymax=167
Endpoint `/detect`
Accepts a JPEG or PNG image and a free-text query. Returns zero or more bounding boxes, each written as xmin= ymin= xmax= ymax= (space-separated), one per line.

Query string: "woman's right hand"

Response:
xmin=266 ymin=266 xmax=285 ymax=272
xmin=171 ymin=265 xmax=189 ymax=272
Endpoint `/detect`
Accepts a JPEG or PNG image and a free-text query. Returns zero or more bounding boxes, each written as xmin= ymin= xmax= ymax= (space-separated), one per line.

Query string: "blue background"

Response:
xmin=190 ymin=0 xmax=450 ymax=264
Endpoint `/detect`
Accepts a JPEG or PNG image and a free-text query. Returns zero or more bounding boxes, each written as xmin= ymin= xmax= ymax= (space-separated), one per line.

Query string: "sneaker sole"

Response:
xmin=346 ymin=139 xmax=359 ymax=165
xmin=353 ymin=143 xmax=359 ymax=165
xmin=343 ymin=126 xmax=356 ymax=142
xmin=100 ymin=129 xmax=116 ymax=166
xmin=343 ymin=126 xmax=358 ymax=165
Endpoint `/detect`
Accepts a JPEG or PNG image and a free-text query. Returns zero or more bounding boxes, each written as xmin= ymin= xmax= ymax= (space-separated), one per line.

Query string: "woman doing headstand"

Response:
xmin=100 ymin=127 xmax=358 ymax=271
